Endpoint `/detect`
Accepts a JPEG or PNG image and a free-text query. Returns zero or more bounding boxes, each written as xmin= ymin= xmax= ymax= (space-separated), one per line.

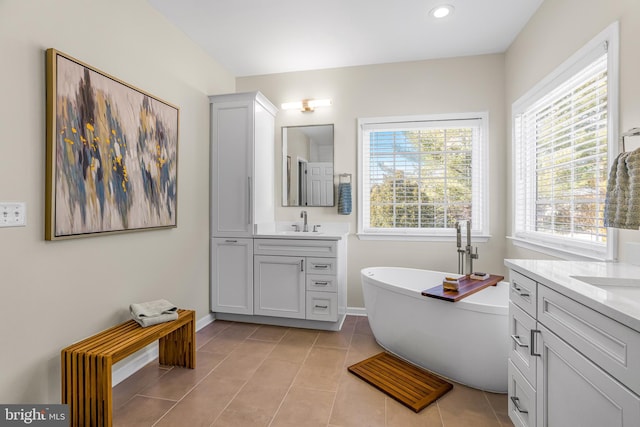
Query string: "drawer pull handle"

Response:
xmin=510 ymin=396 xmax=528 ymax=414
xmin=530 ymin=329 xmax=541 ymax=357
xmin=315 ymin=305 xmax=328 ymax=309
xmin=512 ymin=282 xmax=530 ymax=297
xmin=510 ymin=335 xmax=528 ymax=348
xmin=314 ymin=264 xmax=329 ymax=269
xmin=314 ymin=281 xmax=329 ymax=286
xmin=225 ymin=239 xmax=238 ymax=243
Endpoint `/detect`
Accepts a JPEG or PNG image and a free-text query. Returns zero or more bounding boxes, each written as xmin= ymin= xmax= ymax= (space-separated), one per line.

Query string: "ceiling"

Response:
xmin=147 ymin=0 xmax=544 ymax=77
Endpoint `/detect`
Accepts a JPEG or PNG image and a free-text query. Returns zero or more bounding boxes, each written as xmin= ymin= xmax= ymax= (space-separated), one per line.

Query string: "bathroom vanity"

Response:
xmin=212 ymin=229 xmax=348 ymax=331
xmin=209 ymin=91 xmax=348 ymax=331
xmin=505 ymin=259 xmax=640 ymax=427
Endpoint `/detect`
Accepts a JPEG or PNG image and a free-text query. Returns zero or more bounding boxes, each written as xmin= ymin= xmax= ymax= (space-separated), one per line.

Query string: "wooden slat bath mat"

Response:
xmin=347 ymin=352 xmax=453 ymax=412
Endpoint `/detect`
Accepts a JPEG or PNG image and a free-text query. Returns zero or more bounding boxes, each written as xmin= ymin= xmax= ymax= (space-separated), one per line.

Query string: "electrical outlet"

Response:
xmin=0 ymin=202 xmax=26 ymax=227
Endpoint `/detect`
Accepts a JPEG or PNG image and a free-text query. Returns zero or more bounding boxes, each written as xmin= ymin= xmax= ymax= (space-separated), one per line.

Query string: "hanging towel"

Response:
xmin=338 ymin=182 xmax=352 ymax=215
xmin=604 ymin=148 xmax=640 ymax=229
xmin=130 ymin=299 xmax=178 ymax=327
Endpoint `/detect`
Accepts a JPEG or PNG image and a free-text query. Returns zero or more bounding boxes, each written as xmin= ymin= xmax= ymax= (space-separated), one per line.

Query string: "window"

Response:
xmin=512 ymin=22 xmax=619 ymax=260
xmin=357 ymin=113 xmax=488 ymax=240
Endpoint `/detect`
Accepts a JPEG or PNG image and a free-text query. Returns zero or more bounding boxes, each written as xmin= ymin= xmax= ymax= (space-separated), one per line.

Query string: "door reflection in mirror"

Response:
xmin=282 ymin=124 xmax=334 ymax=207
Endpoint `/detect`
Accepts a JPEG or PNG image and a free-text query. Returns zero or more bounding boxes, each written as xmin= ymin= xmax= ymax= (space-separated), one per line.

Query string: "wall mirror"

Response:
xmin=282 ymin=124 xmax=334 ymax=207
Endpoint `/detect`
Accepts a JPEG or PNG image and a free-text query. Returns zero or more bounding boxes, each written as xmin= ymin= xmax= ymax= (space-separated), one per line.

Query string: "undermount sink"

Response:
xmin=571 ymin=275 xmax=640 ymax=300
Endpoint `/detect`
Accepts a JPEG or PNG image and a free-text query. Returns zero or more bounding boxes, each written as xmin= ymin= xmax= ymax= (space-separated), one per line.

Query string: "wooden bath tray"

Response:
xmin=421 ymin=274 xmax=504 ymax=302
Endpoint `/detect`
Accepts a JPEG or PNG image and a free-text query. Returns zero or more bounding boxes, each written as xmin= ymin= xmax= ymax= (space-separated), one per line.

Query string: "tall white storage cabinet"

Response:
xmin=210 ymin=92 xmax=277 ymax=314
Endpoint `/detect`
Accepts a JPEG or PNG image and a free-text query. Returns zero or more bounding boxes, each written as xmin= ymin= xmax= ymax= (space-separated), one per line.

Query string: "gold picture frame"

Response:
xmin=45 ymin=49 xmax=179 ymax=240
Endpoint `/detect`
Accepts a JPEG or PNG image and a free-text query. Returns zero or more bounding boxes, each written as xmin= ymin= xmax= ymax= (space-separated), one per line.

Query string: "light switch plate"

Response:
xmin=0 ymin=202 xmax=26 ymax=227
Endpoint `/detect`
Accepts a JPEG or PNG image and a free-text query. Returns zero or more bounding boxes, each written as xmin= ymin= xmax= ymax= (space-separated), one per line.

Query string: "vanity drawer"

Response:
xmin=509 ymin=302 xmax=537 ymax=388
xmin=508 ymin=360 xmax=536 ymax=427
xmin=307 ymin=274 xmax=337 ymax=292
xmin=509 ymin=270 xmax=537 ymax=318
xmin=537 ymin=284 xmax=640 ymax=395
xmin=306 ymin=291 xmax=338 ymax=321
xmin=307 ymin=257 xmax=336 ymax=275
xmin=254 ymin=238 xmax=337 ymax=258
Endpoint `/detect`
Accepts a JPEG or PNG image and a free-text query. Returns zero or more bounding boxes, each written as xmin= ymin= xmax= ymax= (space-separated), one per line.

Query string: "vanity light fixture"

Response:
xmin=281 ymin=98 xmax=332 ymax=112
xmin=430 ymin=4 xmax=454 ymax=19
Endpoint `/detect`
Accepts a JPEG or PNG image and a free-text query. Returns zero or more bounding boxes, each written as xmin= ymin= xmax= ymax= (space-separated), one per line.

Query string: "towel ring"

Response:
xmin=339 ymin=173 xmax=352 ymax=184
xmin=620 ymin=127 xmax=640 ymax=152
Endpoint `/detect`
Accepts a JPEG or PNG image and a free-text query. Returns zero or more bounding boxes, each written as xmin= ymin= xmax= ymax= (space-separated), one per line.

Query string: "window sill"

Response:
xmin=357 ymin=233 xmax=491 ymax=243
xmin=508 ymin=236 xmax=610 ymax=261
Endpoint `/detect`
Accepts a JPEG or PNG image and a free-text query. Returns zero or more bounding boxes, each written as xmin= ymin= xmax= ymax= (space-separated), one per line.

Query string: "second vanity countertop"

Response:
xmin=505 ymin=259 xmax=640 ymax=333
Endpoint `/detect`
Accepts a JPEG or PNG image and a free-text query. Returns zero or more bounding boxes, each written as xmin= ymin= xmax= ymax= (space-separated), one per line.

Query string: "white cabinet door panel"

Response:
xmin=254 ymin=255 xmax=305 ymax=319
xmin=211 ymin=238 xmax=253 ymax=314
xmin=537 ymin=325 xmax=640 ymax=427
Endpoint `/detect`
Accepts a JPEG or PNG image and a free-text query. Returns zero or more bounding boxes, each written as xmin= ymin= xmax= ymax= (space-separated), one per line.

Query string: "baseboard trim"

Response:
xmin=346 ymin=306 xmax=367 ymax=316
xmin=112 ymin=312 xmax=215 ymax=386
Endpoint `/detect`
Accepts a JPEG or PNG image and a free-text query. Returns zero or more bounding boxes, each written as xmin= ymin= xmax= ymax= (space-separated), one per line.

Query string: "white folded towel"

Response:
xmin=130 ymin=299 xmax=178 ymax=327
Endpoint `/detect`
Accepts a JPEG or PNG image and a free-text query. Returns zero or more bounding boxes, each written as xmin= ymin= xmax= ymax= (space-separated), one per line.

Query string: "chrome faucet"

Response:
xmin=455 ymin=220 xmax=479 ymax=275
xmin=300 ymin=210 xmax=308 ymax=232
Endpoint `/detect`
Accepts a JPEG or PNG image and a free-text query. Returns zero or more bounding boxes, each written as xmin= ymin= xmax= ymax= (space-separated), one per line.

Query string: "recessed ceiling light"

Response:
xmin=430 ymin=4 xmax=454 ymax=19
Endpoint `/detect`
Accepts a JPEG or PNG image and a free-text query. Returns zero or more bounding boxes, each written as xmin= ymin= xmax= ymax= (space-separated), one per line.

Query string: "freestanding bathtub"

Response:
xmin=361 ymin=267 xmax=509 ymax=393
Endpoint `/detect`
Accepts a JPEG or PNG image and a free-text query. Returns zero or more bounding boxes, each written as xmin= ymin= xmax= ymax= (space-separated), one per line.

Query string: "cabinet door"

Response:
xmin=254 ymin=255 xmax=305 ymax=319
xmin=211 ymin=100 xmax=253 ymax=237
xmin=536 ymin=325 xmax=640 ymax=427
xmin=211 ymin=238 xmax=253 ymax=314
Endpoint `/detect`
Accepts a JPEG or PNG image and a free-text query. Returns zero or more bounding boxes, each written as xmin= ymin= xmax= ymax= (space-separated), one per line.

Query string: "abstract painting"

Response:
xmin=45 ymin=49 xmax=179 ymax=240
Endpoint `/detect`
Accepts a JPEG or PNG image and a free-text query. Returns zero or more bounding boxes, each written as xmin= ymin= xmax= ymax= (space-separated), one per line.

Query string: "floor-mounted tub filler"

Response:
xmin=361 ymin=267 xmax=509 ymax=393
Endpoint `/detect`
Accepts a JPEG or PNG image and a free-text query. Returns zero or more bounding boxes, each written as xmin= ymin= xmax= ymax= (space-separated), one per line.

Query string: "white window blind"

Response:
xmin=512 ymin=30 xmax=616 ymax=260
xmin=358 ymin=114 xmax=488 ymax=239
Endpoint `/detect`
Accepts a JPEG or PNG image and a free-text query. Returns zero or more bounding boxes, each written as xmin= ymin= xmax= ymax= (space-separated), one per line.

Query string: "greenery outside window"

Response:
xmin=512 ymin=22 xmax=619 ymax=260
xmin=357 ymin=113 xmax=489 ymax=240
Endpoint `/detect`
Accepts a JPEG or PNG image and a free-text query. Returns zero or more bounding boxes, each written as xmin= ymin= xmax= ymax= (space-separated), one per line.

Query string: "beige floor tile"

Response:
xmin=212 ymin=353 xmax=266 ymax=381
xmin=112 ymin=395 xmax=175 ymax=427
xmin=385 ymin=395 xmax=444 ymax=427
xmin=437 ymin=383 xmax=502 ymax=427
xmin=199 ymin=322 xmax=260 ymax=355
xmin=112 ymin=316 xmax=512 ymax=427
xmin=314 ymin=329 xmax=353 ymax=349
xmin=354 ymin=316 xmax=374 ymax=335
xmin=249 ymin=324 xmax=290 ymax=341
xmin=293 ymin=347 xmax=347 ymax=392
xmin=250 ymin=358 xmax=301 ymax=387
xmin=196 ymin=320 xmax=232 ymax=349
xmin=268 ymin=329 xmax=319 ymax=363
xmin=112 ymin=362 xmax=171 ymax=409
xmin=329 ymin=371 xmax=386 ymax=427
xmin=230 ymin=338 xmax=277 ymax=358
xmin=270 ymin=386 xmax=335 ymax=427
xmin=485 ymin=391 xmax=514 ymax=427
xmin=138 ymin=351 xmax=226 ymax=400
xmin=155 ymin=373 xmax=246 ymax=427
xmin=347 ymin=333 xmax=384 ymax=358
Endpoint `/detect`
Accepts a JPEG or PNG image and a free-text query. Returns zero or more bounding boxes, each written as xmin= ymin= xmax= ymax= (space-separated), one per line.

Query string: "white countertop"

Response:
xmin=505 ymin=259 xmax=640 ymax=333
xmin=254 ymin=221 xmax=349 ymax=240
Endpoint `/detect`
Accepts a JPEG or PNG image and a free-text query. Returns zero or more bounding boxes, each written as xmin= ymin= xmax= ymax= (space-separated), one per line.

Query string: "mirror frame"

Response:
xmin=281 ymin=124 xmax=335 ymax=207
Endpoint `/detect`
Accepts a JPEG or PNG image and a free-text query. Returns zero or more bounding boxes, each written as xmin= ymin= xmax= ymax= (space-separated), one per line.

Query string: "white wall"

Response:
xmin=0 ymin=0 xmax=234 ymax=403
xmin=238 ymin=54 xmax=507 ymax=307
xmin=505 ymin=0 xmax=640 ymax=261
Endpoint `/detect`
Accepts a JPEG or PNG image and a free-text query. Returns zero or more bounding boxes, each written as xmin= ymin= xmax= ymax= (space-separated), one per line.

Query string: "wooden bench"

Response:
xmin=61 ymin=309 xmax=195 ymax=427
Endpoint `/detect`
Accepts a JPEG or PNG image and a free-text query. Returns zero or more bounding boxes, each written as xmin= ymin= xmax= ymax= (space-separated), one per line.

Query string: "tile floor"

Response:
xmin=113 ymin=316 xmax=514 ymax=427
